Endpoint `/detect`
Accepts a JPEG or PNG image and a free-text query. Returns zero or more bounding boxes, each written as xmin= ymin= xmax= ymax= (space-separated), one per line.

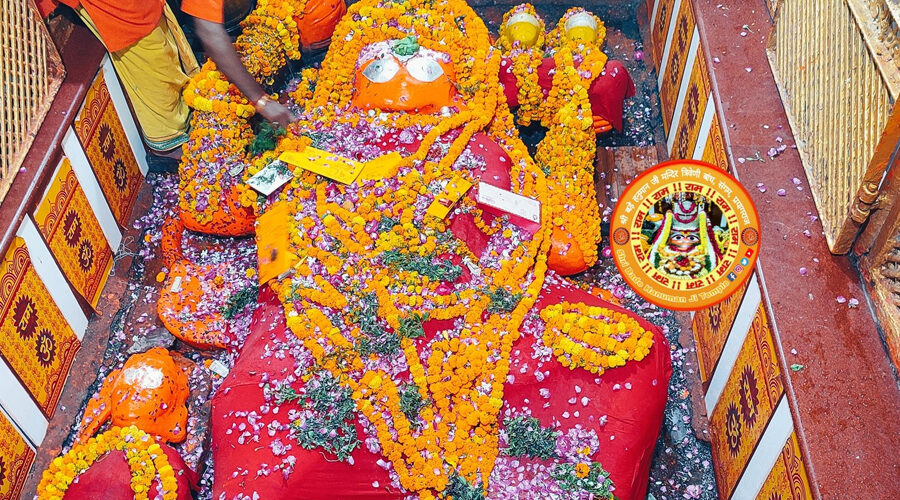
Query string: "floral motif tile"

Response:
xmin=708 ymin=304 xmax=784 ymax=498
xmin=0 ymin=239 xmax=81 ymax=417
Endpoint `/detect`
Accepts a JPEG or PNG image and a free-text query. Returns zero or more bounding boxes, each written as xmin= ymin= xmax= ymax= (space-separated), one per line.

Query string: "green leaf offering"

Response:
xmin=392 ymin=35 xmax=420 ymax=56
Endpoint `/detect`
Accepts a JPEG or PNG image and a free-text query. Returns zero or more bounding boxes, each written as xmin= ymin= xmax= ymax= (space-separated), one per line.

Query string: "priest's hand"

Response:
xmin=255 ymin=97 xmax=295 ymax=128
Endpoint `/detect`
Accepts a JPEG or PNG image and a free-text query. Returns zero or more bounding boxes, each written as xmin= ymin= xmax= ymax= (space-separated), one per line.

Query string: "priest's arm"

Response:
xmin=183 ymin=0 xmax=294 ymax=127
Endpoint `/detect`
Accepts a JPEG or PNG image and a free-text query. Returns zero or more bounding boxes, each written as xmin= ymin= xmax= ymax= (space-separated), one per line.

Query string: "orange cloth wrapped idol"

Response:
xmin=351 ymin=37 xmax=463 ymax=113
xmin=179 ymin=0 xmax=346 ymax=237
xmin=157 ymin=217 xmax=235 ymax=349
xmin=77 ymin=348 xmax=190 ymax=444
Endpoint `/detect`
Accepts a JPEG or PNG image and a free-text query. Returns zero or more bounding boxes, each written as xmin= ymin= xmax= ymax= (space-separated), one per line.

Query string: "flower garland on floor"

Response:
xmin=494 ymin=4 xmax=546 ymax=126
xmin=37 ymin=426 xmax=178 ymax=500
xmin=540 ymin=302 xmax=653 ymax=374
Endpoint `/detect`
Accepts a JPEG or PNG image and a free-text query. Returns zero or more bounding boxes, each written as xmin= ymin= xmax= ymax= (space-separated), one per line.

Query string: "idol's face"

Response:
xmin=667 ymin=230 xmax=700 ymax=252
xmin=352 ymin=41 xmax=459 ymax=113
xmin=503 ymin=12 xmax=541 ymax=49
xmin=564 ymin=12 xmax=598 ymax=44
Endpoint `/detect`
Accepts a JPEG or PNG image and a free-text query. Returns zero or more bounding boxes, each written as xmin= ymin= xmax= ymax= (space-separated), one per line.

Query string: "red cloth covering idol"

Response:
xmin=210 ymin=124 xmax=671 ymax=500
xmin=499 ymin=57 xmax=636 ymax=131
xmin=63 ymin=443 xmax=198 ymax=499
xmin=212 ymin=284 xmax=670 ymax=499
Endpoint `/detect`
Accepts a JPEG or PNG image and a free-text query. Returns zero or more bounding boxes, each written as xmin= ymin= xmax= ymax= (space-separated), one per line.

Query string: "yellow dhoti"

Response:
xmin=77 ymin=5 xmax=199 ymax=151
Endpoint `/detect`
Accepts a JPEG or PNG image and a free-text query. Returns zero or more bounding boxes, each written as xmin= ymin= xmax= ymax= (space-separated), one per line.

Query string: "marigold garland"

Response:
xmin=235 ymin=0 xmax=307 ymax=84
xmin=37 ymin=426 xmax=178 ymax=500
xmin=533 ymin=7 xmax=610 ymax=269
xmin=534 ymin=53 xmax=602 ymax=267
xmin=182 ymin=62 xmax=256 ymax=119
xmin=289 ymin=67 xmax=319 ymax=104
xmin=260 ymin=0 xmax=559 ymax=496
xmin=179 ymin=0 xmax=319 ymax=230
xmin=180 ymin=60 xmax=256 ymax=228
xmin=539 ymin=302 xmax=653 ymax=374
xmin=541 ymin=8 xmax=608 ymax=126
xmin=172 ymin=0 xmax=652 ymax=497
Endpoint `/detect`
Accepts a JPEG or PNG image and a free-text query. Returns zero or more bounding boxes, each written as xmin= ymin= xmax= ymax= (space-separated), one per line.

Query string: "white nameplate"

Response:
xmin=476 ymin=182 xmax=541 ymax=223
xmin=170 ymin=276 xmax=183 ymax=293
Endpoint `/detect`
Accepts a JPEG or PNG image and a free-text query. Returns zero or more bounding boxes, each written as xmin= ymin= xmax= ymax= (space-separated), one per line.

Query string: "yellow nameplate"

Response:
xmin=359 ymin=152 xmax=403 ymax=181
xmin=279 ymin=147 xmax=364 ymax=184
xmin=426 ymin=177 xmax=473 ymax=219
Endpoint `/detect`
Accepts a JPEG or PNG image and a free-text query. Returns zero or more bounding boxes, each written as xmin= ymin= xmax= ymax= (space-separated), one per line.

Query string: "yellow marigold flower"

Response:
xmin=575 ymin=462 xmax=591 ymax=478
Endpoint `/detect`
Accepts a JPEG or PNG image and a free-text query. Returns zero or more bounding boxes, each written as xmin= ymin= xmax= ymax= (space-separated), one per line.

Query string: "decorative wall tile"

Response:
xmin=34 ymin=158 xmax=114 ymax=307
xmin=0 ymin=239 xmax=81 ymax=417
xmin=756 ymin=432 xmax=814 ymax=500
xmin=651 ymin=0 xmax=676 ymax=68
xmin=701 ymin=113 xmax=729 ymax=171
xmin=670 ymin=48 xmax=711 ymax=159
xmin=74 ymin=70 xmax=143 ymax=226
xmin=708 ymin=304 xmax=784 ymax=499
xmin=0 ymin=413 xmax=34 ymax=500
xmin=692 ymin=278 xmax=749 ymax=382
xmin=659 ymin=0 xmax=695 ymax=131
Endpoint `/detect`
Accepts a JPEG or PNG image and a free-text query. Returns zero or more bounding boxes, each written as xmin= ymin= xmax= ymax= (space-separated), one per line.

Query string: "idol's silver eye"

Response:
xmin=362 ymin=56 xmax=400 ymax=83
xmin=406 ymin=56 xmax=445 ymax=83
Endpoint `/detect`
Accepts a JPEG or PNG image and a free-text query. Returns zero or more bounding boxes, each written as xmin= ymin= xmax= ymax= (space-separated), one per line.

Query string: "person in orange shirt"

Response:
xmin=37 ymin=0 xmax=200 ymax=160
xmin=38 ymin=0 xmax=315 ymax=164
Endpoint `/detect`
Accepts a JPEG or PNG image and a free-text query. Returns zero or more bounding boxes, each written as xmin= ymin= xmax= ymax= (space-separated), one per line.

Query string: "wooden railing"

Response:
xmin=767 ymin=0 xmax=899 ymax=254
xmin=0 ymin=0 xmax=65 ymax=204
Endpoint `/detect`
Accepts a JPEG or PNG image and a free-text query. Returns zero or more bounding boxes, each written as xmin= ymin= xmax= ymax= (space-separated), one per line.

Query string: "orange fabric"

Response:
xmin=76 ymin=348 xmax=190 ymax=444
xmin=157 ymin=218 xmax=235 ymax=349
xmin=295 ymin=0 xmax=346 ymax=47
xmin=547 ymin=225 xmax=590 ymax=275
xmin=352 ymin=58 xmax=461 ymax=113
xmin=36 ymin=0 xmax=61 ymax=17
xmin=181 ymin=0 xmax=224 ymax=23
xmin=65 ymin=0 xmax=165 ymax=52
xmin=179 ymin=186 xmax=256 ymax=236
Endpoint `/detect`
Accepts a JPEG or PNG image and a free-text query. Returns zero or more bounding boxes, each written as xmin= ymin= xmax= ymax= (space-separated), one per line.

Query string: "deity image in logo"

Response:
xmin=642 ymin=192 xmax=729 ymax=279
